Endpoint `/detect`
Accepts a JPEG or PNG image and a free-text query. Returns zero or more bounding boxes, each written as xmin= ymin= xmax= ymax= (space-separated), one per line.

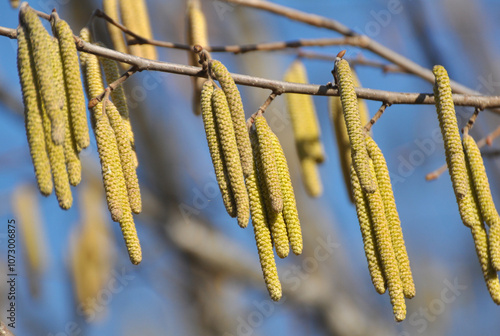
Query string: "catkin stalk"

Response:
xmin=335 ymin=58 xmax=376 ymax=194
xmin=351 ymin=165 xmax=386 ymax=294
xmin=212 ymin=87 xmax=250 ymax=228
xmin=17 ymin=26 xmax=53 ymax=196
xmin=210 ymin=60 xmax=253 ymax=177
xmin=201 ymin=81 xmax=236 ymax=217
xmin=366 ymin=137 xmax=415 ymax=298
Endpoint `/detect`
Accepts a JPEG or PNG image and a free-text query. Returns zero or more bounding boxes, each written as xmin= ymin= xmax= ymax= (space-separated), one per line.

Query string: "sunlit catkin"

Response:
xmin=20 ymin=5 xmax=65 ymax=145
xmin=366 ymin=136 xmax=414 ymax=298
xmin=270 ymin=131 xmax=303 ymax=255
xmin=102 ymin=0 xmax=128 ymax=58
xmin=201 ymin=81 xmax=236 ymax=217
xmin=210 ymin=60 xmax=253 ymax=177
xmin=119 ymin=0 xmax=157 ymax=60
xmin=187 ymin=0 xmax=208 ymax=115
xmin=351 ymin=165 xmax=386 ymax=294
xmin=463 ymin=134 xmax=500 ymax=271
xmin=53 ymin=18 xmax=89 ymax=151
xmin=246 ymin=163 xmax=282 ymax=301
xmin=433 ymin=65 xmax=468 ymax=202
xmin=17 ymin=26 xmax=53 ymax=196
xmin=254 ymin=115 xmax=283 ymax=213
xmin=335 ymin=58 xmax=376 ymax=194
xmin=365 ymin=160 xmax=406 ymax=321
xmin=300 ymin=157 xmax=323 ymax=197
xmin=212 ymin=87 xmax=250 ymax=228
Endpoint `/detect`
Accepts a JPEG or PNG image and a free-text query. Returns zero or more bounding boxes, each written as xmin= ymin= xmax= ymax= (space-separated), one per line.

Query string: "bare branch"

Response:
xmin=88 ymin=65 xmax=138 ymax=108
xmin=364 ymin=102 xmax=391 ymax=132
xmin=246 ymin=92 xmax=279 ymax=128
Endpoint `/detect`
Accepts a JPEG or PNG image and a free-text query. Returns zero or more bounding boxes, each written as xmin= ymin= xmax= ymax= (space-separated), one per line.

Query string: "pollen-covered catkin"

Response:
xmin=300 ymin=157 xmax=323 ymax=197
xmin=20 ymin=5 xmax=65 ymax=145
xmin=251 ymin=130 xmax=289 ymax=259
xmin=187 ymin=0 xmax=208 ymax=115
xmin=269 ymin=130 xmax=302 ymax=255
xmin=201 ymin=81 xmax=236 ymax=217
xmin=119 ymin=0 xmax=157 ymax=60
xmin=102 ymin=0 xmax=128 ymax=58
xmin=246 ymin=162 xmax=282 ymax=301
xmin=53 ymin=18 xmax=89 ymax=151
xmin=212 ymin=87 xmax=250 ymax=228
xmin=433 ymin=65 xmax=468 ymax=202
xmin=254 ymin=116 xmax=283 ymax=213
xmin=365 ymin=160 xmax=406 ymax=321
xmin=350 ymin=165 xmax=386 ymax=294
xmin=366 ymin=136 xmax=415 ymax=299
xmin=335 ymin=58 xmax=376 ymax=194
xmin=463 ymin=134 xmax=500 ymax=271
xmin=210 ymin=60 xmax=253 ymax=177
xmin=17 ymin=26 xmax=53 ymax=196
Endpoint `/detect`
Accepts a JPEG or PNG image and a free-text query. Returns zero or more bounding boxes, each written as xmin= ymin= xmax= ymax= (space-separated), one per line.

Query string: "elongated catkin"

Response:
xmin=270 ymin=131 xmax=303 ymax=255
xmin=102 ymin=0 xmax=128 ymax=57
xmin=366 ymin=136 xmax=414 ymax=298
xmin=53 ymin=18 xmax=89 ymax=151
xmin=119 ymin=0 xmax=157 ymax=60
xmin=300 ymin=157 xmax=323 ymax=197
xmin=212 ymin=87 xmax=250 ymax=228
xmin=463 ymin=134 xmax=500 ymax=271
xmin=210 ymin=60 xmax=253 ymax=177
xmin=201 ymin=81 xmax=236 ymax=217
xmin=17 ymin=26 xmax=53 ymax=196
xmin=251 ymin=129 xmax=289 ymax=259
xmin=254 ymin=116 xmax=283 ymax=213
xmin=246 ymin=162 xmax=282 ymax=301
xmin=335 ymin=58 xmax=376 ymax=194
xmin=20 ymin=5 xmax=65 ymax=145
xmin=187 ymin=0 xmax=208 ymax=115
xmin=351 ymin=165 xmax=386 ymax=294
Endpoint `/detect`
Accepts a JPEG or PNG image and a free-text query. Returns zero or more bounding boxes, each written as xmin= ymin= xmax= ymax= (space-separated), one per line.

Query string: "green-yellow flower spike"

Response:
xmin=212 ymin=87 xmax=250 ymax=228
xmin=364 ymin=160 xmax=405 ymax=321
xmin=118 ymin=203 xmax=142 ymax=265
xmin=350 ymin=165 xmax=386 ymax=295
xmin=102 ymin=0 xmax=128 ymax=61
xmin=463 ymin=134 xmax=500 ymax=271
xmin=201 ymin=81 xmax=236 ymax=217
xmin=246 ymin=162 xmax=282 ymax=301
xmin=366 ymin=137 xmax=415 ymax=299
xmin=270 ymin=131 xmax=303 ymax=255
xmin=254 ymin=115 xmax=283 ymax=213
xmin=79 ymin=29 xmax=104 ymax=101
xmin=119 ymin=0 xmax=157 ymax=60
xmin=17 ymin=26 xmax=53 ymax=196
xmin=300 ymin=157 xmax=323 ymax=198
xmin=20 ymin=5 xmax=65 ymax=145
xmin=53 ymin=18 xmax=89 ymax=152
xmin=335 ymin=58 xmax=376 ymax=194
xmin=433 ymin=65 xmax=468 ymax=202
xmin=210 ymin=60 xmax=253 ymax=177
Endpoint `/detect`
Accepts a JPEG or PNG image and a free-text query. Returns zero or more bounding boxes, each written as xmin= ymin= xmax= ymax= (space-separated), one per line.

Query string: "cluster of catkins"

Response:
xmin=433 ymin=65 xmax=500 ymax=304
xmin=16 ymin=3 xmax=142 ymax=265
xmin=200 ymin=60 xmax=303 ymax=301
xmin=332 ymin=57 xmax=415 ymax=321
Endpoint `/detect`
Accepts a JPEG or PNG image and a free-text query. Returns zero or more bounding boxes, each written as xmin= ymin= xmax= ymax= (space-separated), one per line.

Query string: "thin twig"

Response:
xmin=88 ymin=65 xmax=138 ymax=108
xmin=462 ymin=107 xmax=481 ymax=136
xmin=364 ymin=102 xmax=390 ymax=132
xmin=246 ymin=92 xmax=279 ymax=128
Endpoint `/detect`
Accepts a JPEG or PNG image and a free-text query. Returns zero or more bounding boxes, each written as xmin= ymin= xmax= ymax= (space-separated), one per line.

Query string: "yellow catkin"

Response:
xmin=246 ymin=162 xmax=282 ymax=301
xmin=350 ymin=165 xmax=386 ymax=295
xmin=119 ymin=0 xmax=157 ymax=60
xmin=17 ymin=26 xmax=53 ymax=196
xmin=210 ymin=60 xmax=253 ymax=177
xmin=212 ymin=87 xmax=250 ymax=228
xmin=330 ymin=68 xmax=370 ymax=202
xmin=254 ymin=116 xmax=283 ymax=213
xmin=53 ymin=18 xmax=89 ymax=152
xmin=187 ymin=0 xmax=209 ymax=115
xmin=270 ymin=130 xmax=303 ymax=255
xmin=433 ymin=65 xmax=468 ymax=203
xmin=51 ymin=37 xmax=81 ymax=187
xmin=118 ymin=202 xmax=142 ymax=265
xmin=335 ymin=58 xmax=376 ymax=194
xmin=365 ymin=160 xmax=406 ymax=321
xmin=20 ymin=5 xmax=65 ymax=145
xmin=102 ymin=0 xmax=128 ymax=59
xmin=12 ymin=184 xmax=48 ymax=297
xmin=201 ymin=81 xmax=236 ymax=217
xmin=283 ymin=60 xmax=325 ymax=164
xmin=463 ymin=134 xmax=500 ymax=271
xmin=366 ymin=136 xmax=415 ymax=299
xmin=251 ymin=130 xmax=289 ymax=259
xmin=106 ymin=100 xmax=142 ymax=214
xmin=300 ymin=157 xmax=323 ymax=197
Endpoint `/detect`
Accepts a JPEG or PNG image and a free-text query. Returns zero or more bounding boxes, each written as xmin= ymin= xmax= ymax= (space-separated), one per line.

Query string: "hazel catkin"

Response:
xmin=102 ymin=0 xmax=128 ymax=58
xmin=119 ymin=0 xmax=157 ymax=60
